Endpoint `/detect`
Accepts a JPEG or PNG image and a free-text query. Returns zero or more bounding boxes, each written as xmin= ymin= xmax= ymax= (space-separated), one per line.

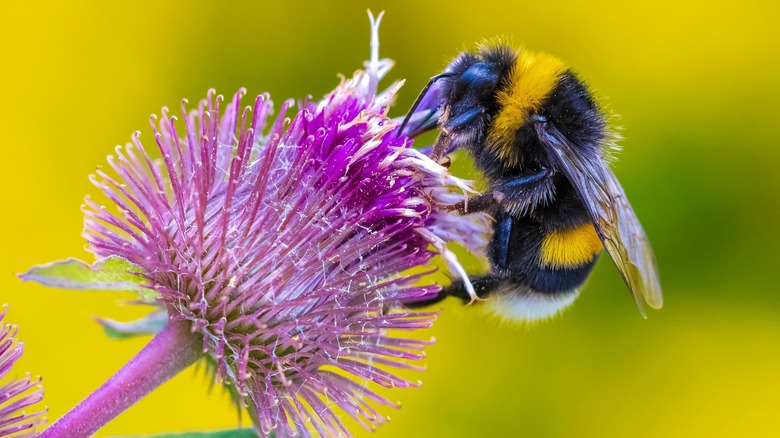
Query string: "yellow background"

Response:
xmin=3 ymin=1 xmax=779 ymax=436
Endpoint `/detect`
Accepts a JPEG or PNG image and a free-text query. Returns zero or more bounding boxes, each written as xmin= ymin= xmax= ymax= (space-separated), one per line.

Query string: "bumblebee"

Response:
xmin=401 ymin=43 xmax=663 ymax=321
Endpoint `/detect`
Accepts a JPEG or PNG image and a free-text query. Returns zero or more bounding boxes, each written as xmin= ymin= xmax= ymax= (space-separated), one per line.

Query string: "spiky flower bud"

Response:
xmin=0 ymin=306 xmax=46 ymax=437
xmin=28 ymin=13 xmax=489 ymax=437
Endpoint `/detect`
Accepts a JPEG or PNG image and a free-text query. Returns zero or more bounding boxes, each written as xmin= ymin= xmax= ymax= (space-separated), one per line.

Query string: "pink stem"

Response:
xmin=40 ymin=318 xmax=203 ymax=438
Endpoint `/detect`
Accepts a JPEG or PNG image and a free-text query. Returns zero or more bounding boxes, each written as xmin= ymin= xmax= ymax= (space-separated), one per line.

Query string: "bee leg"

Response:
xmin=404 ymin=276 xmax=501 ymax=308
xmin=443 ymin=275 xmax=502 ymax=303
xmin=402 ymin=288 xmax=449 ymax=308
xmin=445 ymin=168 xmax=555 ymax=215
xmin=431 ymin=107 xmax=485 ymax=162
xmin=430 ymin=127 xmax=453 ymax=162
xmin=419 ymin=189 xmax=465 ymax=212
xmin=491 ymin=210 xmax=513 ymax=271
xmin=493 ymin=168 xmax=556 ymax=215
xmin=496 ymin=168 xmax=554 ymax=194
xmin=447 ymin=192 xmax=497 ymax=214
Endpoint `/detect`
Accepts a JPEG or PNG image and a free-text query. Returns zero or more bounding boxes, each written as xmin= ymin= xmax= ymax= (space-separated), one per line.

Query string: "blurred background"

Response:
xmin=2 ymin=1 xmax=779 ymax=436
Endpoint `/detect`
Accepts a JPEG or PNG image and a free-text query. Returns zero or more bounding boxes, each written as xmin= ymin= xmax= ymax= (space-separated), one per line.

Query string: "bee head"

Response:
xmin=397 ymin=43 xmax=516 ymax=149
xmin=437 ymin=46 xmax=517 ymax=140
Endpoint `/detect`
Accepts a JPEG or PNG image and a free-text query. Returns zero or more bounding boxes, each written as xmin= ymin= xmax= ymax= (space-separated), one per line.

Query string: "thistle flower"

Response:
xmin=0 ymin=306 xmax=46 ymax=437
xmin=25 ymin=12 xmax=489 ymax=438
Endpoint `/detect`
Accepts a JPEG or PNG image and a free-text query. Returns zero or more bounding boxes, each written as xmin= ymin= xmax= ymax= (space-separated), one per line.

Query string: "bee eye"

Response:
xmin=454 ymin=62 xmax=499 ymax=99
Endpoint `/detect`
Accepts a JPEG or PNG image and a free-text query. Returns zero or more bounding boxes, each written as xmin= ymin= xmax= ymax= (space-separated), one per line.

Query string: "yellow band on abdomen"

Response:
xmin=540 ymin=223 xmax=602 ymax=269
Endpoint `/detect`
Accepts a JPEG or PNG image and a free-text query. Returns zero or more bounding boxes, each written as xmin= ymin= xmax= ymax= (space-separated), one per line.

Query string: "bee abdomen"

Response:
xmin=523 ymin=222 xmax=602 ymax=293
xmin=526 ymin=259 xmax=598 ymax=293
xmin=539 ymin=223 xmax=602 ymax=269
xmin=483 ymin=282 xmax=580 ymax=322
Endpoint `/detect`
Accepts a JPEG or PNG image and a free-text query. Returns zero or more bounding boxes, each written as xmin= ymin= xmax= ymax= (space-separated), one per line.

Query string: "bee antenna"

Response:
xmin=397 ymin=72 xmax=455 ymax=138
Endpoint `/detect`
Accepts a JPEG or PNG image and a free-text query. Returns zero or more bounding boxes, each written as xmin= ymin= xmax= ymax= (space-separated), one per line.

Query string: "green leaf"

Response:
xmin=19 ymin=256 xmax=158 ymax=301
xmin=120 ymin=429 xmax=260 ymax=438
xmin=94 ymin=309 xmax=168 ymax=340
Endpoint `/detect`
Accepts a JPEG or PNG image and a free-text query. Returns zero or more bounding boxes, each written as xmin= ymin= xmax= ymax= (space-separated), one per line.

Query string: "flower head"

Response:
xmin=0 ymin=306 xmax=46 ymax=437
xmin=79 ymin=13 xmax=487 ymax=437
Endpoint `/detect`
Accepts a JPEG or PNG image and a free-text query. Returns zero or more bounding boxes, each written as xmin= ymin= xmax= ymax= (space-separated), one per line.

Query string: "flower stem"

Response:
xmin=40 ymin=318 xmax=203 ymax=438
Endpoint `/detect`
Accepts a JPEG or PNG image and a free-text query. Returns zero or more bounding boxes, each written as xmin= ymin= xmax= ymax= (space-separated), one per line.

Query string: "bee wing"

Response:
xmin=536 ymin=124 xmax=663 ymax=315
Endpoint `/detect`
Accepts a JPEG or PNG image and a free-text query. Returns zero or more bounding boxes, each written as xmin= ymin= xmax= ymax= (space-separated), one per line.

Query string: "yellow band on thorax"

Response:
xmin=540 ymin=222 xmax=602 ymax=269
xmin=487 ymin=50 xmax=567 ymax=166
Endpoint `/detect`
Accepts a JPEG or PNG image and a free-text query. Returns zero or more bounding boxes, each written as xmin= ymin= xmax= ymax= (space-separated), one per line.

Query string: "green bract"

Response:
xmin=20 ymin=256 xmax=157 ymax=301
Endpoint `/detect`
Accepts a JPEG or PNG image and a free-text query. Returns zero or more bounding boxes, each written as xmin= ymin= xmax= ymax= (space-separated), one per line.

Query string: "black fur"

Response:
xmin=488 ymin=209 xmax=598 ymax=294
xmin=404 ymin=44 xmax=607 ymax=309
